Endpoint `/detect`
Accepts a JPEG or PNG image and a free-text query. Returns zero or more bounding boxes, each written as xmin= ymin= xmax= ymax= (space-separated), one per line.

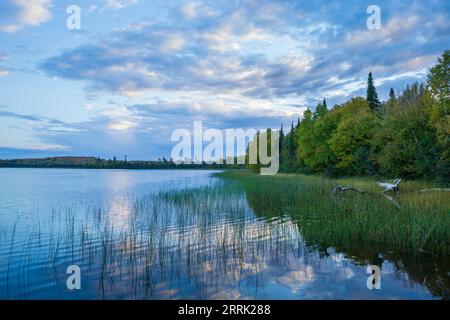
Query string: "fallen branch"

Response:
xmin=331 ymin=185 xmax=401 ymax=208
xmin=382 ymin=193 xmax=401 ymax=209
xmin=418 ymin=188 xmax=450 ymax=193
xmin=377 ymin=178 xmax=401 ymax=193
xmin=332 ymin=185 xmax=366 ymax=196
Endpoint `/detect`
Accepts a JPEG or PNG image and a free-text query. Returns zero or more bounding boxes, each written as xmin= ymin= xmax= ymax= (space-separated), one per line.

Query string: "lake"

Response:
xmin=0 ymin=168 xmax=447 ymax=299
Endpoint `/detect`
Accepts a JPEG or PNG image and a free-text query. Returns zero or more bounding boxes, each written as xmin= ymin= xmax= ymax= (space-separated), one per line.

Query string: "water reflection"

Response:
xmin=243 ymin=180 xmax=450 ymax=300
xmin=0 ymin=169 xmax=447 ymax=299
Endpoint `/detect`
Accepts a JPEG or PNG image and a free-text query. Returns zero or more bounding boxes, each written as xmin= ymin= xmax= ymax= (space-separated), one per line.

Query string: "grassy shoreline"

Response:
xmin=216 ymin=170 xmax=450 ymax=256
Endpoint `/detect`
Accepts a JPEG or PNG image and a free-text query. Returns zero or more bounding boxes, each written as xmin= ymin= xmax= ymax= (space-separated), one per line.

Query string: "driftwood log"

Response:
xmin=377 ymin=178 xmax=401 ymax=193
xmin=331 ymin=184 xmax=401 ymax=208
xmin=332 ymin=185 xmax=365 ymax=196
xmin=418 ymin=188 xmax=450 ymax=193
xmin=330 ymin=179 xmax=447 ymax=209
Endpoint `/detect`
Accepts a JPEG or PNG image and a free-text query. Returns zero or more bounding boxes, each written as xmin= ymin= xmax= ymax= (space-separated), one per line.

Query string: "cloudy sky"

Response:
xmin=0 ymin=0 xmax=449 ymax=160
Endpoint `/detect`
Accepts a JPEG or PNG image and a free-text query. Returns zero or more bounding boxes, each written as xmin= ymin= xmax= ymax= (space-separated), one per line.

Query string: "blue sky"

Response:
xmin=0 ymin=0 xmax=449 ymax=160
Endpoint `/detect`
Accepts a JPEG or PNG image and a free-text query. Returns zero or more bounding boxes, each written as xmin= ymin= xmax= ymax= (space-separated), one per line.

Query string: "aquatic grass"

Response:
xmin=0 ymin=175 xmax=448 ymax=299
xmin=217 ymin=171 xmax=450 ymax=256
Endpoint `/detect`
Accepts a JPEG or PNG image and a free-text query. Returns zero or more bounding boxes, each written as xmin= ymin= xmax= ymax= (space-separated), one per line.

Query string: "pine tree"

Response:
xmin=289 ymin=122 xmax=296 ymax=158
xmin=386 ymin=88 xmax=397 ymax=109
xmin=367 ymin=72 xmax=381 ymax=111
xmin=389 ymin=88 xmax=396 ymax=101
xmin=279 ymin=124 xmax=284 ymax=164
xmin=314 ymin=99 xmax=328 ymax=118
xmin=280 ymin=123 xmax=284 ymax=142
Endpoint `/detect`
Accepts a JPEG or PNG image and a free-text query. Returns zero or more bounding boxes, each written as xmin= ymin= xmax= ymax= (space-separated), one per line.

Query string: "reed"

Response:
xmin=218 ymin=171 xmax=450 ymax=256
xmin=1 ymin=174 xmax=448 ymax=299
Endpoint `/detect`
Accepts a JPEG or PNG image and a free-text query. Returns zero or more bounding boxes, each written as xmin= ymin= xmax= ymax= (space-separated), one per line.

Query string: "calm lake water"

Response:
xmin=0 ymin=168 xmax=447 ymax=299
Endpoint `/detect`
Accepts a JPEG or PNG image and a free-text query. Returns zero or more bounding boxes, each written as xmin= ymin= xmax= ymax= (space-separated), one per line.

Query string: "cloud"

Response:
xmin=0 ymin=147 xmax=69 ymax=159
xmin=344 ymin=14 xmax=449 ymax=48
xmin=40 ymin=10 xmax=321 ymax=100
xmin=179 ymin=2 xmax=200 ymax=20
xmin=0 ymin=109 xmax=82 ymax=133
xmin=0 ymin=92 xmax=300 ymax=160
xmin=0 ymin=24 xmax=20 ymax=33
xmin=0 ymin=53 xmax=9 ymax=77
xmin=4 ymin=0 xmax=450 ymax=159
xmin=14 ymin=0 xmax=52 ymax=26
xmin=177 ymin=1 xmax=217 ymax=20
xmin=0 ymin=110 xmax=43 ymax=122
xmin=0 ymin=0 xmax=52 ymax=32
xmin=41 ymin=0 xmax=449 ymax=107
xmin=105 ymin=0 xmax=139 ymax=10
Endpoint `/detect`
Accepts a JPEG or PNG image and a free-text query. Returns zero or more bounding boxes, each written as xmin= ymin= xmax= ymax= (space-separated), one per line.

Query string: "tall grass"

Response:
xmin=218 ymin=171 xmax=450 ymax=256
xmin=0 ymin=182 xmax=307 ymax=299
xmin=0 ymin=174 xmax=448 ymax=299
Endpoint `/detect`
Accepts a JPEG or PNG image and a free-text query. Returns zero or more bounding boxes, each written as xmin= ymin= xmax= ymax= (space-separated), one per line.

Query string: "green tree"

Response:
xmin=389 ymin=88 xmax=396 ymax=101
xmin=279 ymin=123 xmax=284 ymax=164
xmin=289 ymin=122 xmax=296 ymax=158
xmin=425 ymin=50 xmax=450 ymax=180
xmin=367 ymin=72 xmax=381 ymax=111
xmin=296 ymin=109 xmax=314 ymax=170
xmin=297 ymin=107 xmax=340 ymax=174
xmin=314 ymin=100 xmax=328 ymax=119
xmin=373 ymin=83 xmax=438 ymax=178
xmin=329 ymin=97 xmax=378 ymax=174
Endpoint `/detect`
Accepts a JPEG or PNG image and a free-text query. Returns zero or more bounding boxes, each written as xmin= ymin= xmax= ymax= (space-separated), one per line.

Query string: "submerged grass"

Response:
xmin=0 ymin=172 xmax=448 ymax=299
xmin=217 ymin=171 xmax=450 ymax=256
xmin=0 ymin=181 xmax=306 ymax=299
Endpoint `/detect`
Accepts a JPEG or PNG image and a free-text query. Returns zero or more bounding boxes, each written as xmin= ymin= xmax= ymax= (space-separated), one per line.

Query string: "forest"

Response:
xmin=259 ymin=50 xmax=449 ymax=181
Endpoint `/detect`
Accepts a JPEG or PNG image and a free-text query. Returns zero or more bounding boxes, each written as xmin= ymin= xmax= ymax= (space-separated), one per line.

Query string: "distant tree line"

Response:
xmin=251 ymin=50 xmax=449 ymax=181
xmin=0 ymin=156 xmax=244 ymax=170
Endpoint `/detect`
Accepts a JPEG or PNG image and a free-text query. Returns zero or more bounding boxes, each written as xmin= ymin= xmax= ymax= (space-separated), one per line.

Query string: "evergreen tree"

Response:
xmin=386 ymin=88 xmax=397 ymax=109
xmin=279 ymin=124 xmax=284 ymax=164
xmin=289 ymin=122 xmax=296 ymax=157
xmin=389 ymin=88 xmax=396 ymax=101
xmin=314 ymin=100 xmax=328 ymax=118
xmin=367 ymin=72 xmax=381 ymax=111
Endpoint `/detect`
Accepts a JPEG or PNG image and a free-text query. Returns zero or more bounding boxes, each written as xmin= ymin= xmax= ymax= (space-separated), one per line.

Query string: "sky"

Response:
xmin=0 ymin=0 xmax=449 ymax=160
